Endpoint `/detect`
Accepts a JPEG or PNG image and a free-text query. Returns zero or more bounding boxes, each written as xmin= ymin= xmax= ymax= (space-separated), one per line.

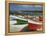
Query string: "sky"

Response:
xmin=9 ymin=3 xmax=43 ymax=11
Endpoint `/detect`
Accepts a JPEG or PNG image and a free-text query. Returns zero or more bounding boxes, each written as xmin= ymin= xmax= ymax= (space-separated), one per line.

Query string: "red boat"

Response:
xmin=28 ymin=23 xmax=42 ymax=30
xmin=28 ymin=17 xmax=43 ymax=30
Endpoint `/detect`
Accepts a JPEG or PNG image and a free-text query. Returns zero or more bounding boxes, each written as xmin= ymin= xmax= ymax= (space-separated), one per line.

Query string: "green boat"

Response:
xmin=15 ymin=19 xmax=28 ymax=25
